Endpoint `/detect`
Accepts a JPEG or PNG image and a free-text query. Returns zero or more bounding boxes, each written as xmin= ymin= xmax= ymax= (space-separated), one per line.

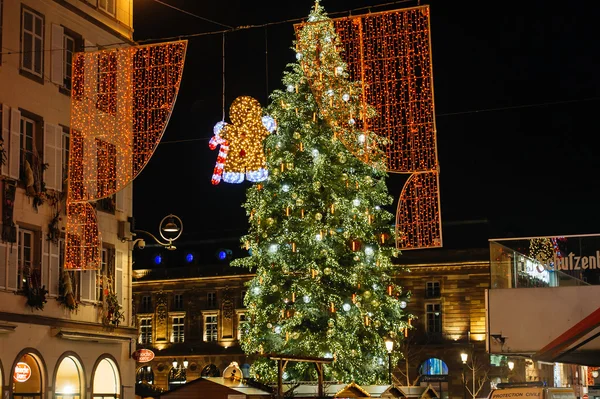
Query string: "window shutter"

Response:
xmin=0 ymin=241 xmax=7 ymax=289
xmin=116 ymin=250 xmax=124 ymax=306
xmin=7 ymin=226 xmax=19 ymax=291
xmin=115 ymin=185 xmax=125 ymax=212
xmin=42 ymin=235 xmax=49 ymax=291
xmin=44 ymin=122 xmax=61 ymax=191
xmin=49 ymin=241 xmax=60 ymax=297
xmin=1 ymin=104 xmax=9 ymax=176
xmin=9 ymin=108 xmax=21 ymax=180
xmin=51 ymin=24 xmax=64 ymax=85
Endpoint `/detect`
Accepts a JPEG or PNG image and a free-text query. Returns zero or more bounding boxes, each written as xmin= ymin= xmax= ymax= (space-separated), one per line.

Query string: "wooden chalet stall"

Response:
xmin=156 ymin=376 xmax=272 ymax=399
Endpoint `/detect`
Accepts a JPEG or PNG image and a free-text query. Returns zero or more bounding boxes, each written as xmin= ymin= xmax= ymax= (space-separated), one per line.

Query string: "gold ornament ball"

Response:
xmin=293 ymin=131 xmax=301 ymax=139
xmin=342 ymin=231 xmax=350 ymax=239
xmin=363 ymin=290 xmax=372 ymax=298
xmin=286 ymin=162 xmax=294 ymax=170
xmin=267 ymin=323 xmax=273 ymax=328
xmin=313 ymin=181 xmax=321 ymax=190
xmin=292 ymin=192 xmax=298 ymax=199
xmin=371 ymin=299 xmax=380 ymax=307
xmin=390 ymin=331 xmax=397 ymax=338
xmin=341 ymin=173 xmax=348 ymax=180
xmin=355 ymin=302 xmax=361 ymax=308
xmin=374 ymin=320 xmax=381 ymax=328
xmin=266 ymin=217 xmax=275 ymax=225
xmin=296 ymin=199 xmax=304 ymax=206
xmin=271 ymin=285 xmax=279 ymax=292
xmin=315 ymin=212 xmax=323 ymax=221
xmin=292 ymin=332 xmax=300 ymax=339
xmin=262 ymin=232 xmax=268 ymax=238
xmin=328 ymin=318 xmax=335 ymax=327
xmin=323 ymin=267 xmax=332 ymax=275
xmin=353 ymin=255 xmax=360 ymax=261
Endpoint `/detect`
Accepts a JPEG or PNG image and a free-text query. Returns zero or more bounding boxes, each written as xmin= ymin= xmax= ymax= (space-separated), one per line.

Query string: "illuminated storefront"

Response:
xmin=488 ymin=234 xmax=600 ymax=395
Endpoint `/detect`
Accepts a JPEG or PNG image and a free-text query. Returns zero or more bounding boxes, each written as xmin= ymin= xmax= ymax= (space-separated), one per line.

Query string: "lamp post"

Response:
xmin=385 ymin=338 xmax=394 ymax=385
xmin=460 ymin=352 xmax=468 ymax=399
xmin=125 ymin=214 xmax=183 ymax=250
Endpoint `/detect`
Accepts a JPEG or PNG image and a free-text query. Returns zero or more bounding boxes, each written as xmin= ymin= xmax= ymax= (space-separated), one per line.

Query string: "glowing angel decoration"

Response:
xmin=209 ymin=96 xmax=276 ymax=184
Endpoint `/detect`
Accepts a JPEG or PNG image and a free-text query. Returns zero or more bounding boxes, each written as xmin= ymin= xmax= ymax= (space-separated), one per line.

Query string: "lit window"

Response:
xmin=204 ymin=315 xmax=218 ymax=342
xmin=426 ymin=303 xmax=442 ymax=334
xmin=171 ymin=316 xmax=184 ymax=343
xmin=62 ymin=129 xmax=70 ymax=189
xmin=21 ymin=6 xmax=44 ymax=78
xmin=237 ymin=313 xmax=246 ymax=340
xmin=139 ymin=317 xmax=152 ymax=344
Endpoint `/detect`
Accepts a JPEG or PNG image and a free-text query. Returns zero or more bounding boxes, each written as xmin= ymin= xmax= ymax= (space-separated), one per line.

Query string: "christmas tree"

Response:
xmin=231 ymin=1 xmax=410 ymax=385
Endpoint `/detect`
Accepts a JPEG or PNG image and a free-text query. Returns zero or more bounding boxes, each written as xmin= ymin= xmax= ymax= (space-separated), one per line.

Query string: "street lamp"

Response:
xmin=172 ymin=359 xmax=178 ymax=369
xmin=508 ymin=361 xmax=514 ymax=371
xmin=125 ymin=214 xmax=183 ymax=250
xmin=385 ymin=338 xmax=394 ymax=385
xmin=460 ymin=352 xmax=468 ymax=399
xmin=183 ymin=358 xmax=189 ymax=369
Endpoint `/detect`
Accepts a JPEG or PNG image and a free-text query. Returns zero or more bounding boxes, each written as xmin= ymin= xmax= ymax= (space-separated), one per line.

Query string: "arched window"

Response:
xmin=136 ymin=366 xmax=154 ymax=385
xmin=13 ymin=353 xmax=44 ymax=399
xmin=200 ymin=364 xmax=220 ymax=377
xmin=419 ymin=358 xmax=449 ymax=375
xmin=92 ymin=358 xmax=120 ymax=399
xmin=55 ymin=356 xmax=84 ymax=399
xmin=168 ymin=367 xmax=186 ymax=390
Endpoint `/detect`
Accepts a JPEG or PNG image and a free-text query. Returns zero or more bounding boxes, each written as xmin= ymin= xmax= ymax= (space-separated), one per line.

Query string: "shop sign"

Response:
xmin=13 ymin=362 xmax=31 ymax=382
xmin=132 ymin=349 xmax=155 ymax=363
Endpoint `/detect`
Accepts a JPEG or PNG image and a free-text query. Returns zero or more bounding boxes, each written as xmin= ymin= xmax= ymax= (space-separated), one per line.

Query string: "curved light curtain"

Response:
xmin=65 ymin=41 xmax=188 ymax=269
xmin=296 ymin=6 xmax=442 ymax=250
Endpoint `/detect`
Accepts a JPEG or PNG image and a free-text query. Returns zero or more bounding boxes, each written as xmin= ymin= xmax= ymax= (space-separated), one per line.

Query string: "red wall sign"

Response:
xmin=14 ymin=362 xmax=32 ymax=382
xmin=132 ymin=349 xmax=155 ymax=363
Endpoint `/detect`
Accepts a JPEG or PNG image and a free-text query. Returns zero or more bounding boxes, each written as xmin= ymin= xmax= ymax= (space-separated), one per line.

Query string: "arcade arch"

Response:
xmin=92 ymin=357 xmax=120 ymax=399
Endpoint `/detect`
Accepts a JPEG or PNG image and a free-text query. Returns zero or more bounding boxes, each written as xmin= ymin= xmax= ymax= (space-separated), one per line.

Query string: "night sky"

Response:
xmin=130 ymin=0 xmax=600 ymax=249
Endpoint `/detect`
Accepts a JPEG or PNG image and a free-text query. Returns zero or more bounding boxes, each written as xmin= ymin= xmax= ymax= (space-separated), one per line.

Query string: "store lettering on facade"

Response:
xmin=13 ymin=362 xmax=32 ymax=382
xmin=534 ymin=252 xmax=600 ymax=272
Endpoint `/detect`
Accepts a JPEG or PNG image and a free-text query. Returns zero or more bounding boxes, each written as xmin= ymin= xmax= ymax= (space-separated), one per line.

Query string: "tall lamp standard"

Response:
xmin=460 ymin=352 xmax=468 ymax=399
xmin=385 ymin=338 xmax=394 ymax=385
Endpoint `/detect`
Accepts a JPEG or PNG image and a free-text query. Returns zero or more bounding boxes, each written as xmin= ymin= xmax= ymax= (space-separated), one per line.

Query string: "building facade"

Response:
xmin=395 ymin=248 xmax=492 ymax=399
xmin=131 ymin=263 xmax=256 ymax=392
xmin=130 ymin=246 xmax=495 ymax=399
xmin=0 ymin=2 xmax=136 ymax=399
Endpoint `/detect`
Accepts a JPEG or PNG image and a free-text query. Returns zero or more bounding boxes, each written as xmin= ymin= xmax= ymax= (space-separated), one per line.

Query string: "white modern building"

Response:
xmin=0 ymin=1 xmax=136 ymax=399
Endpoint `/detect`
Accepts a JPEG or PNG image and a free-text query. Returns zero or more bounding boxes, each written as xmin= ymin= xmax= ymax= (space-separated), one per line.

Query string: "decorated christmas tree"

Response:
xmin=232 ymin=1 xmax=410 ymax=385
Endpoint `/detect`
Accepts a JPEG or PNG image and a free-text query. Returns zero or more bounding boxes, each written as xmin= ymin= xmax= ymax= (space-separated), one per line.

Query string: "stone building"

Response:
xmin=395 ymin=248 xmax=493 ymax=399
xmin=0 ymin=1 xmax=136 ymax=399
xmin=131 ymin=242 xmax=496 ymax=399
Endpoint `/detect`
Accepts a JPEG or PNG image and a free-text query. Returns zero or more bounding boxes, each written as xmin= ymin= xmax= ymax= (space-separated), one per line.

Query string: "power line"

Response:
xmin=157 ymin=96 xmax=600 ymax=145
xmin=151 ymin=0 xmax=233 ymax=29
xmin=436 ymin=96 xmax=600 ymax=117
xmin=0 ymin=0 xmax=418 ymax=55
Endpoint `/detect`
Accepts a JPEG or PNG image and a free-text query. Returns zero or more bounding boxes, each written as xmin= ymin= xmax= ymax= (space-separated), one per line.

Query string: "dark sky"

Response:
xmin=130 ymin=0 xmax=600 ymax=248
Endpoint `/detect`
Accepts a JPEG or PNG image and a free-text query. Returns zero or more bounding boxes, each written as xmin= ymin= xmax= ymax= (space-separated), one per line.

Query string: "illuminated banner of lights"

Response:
xmin=65 ymin=41 xmax=188 ymax=270
xmin=295 ymin=6 xmax=442 ymax=250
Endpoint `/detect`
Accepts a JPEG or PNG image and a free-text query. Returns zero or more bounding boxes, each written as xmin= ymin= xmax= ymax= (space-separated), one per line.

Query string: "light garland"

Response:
xmin=209 ymin=96 xmax=276 ymax=184
xmin=65 ymin=41 xmax=188 ymax=269
xmin=395 ymin=171 xmax=441 ymax=250
xmin=296 ymin=6 xmax=442 ymax=250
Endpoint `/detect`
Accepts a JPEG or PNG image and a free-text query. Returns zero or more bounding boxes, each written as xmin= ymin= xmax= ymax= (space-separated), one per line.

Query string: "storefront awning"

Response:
xmin=533 ymin=306 xmax=600 ymax=366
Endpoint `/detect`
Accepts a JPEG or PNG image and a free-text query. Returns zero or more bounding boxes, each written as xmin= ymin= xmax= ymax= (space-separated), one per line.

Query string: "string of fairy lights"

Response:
xmin=65 ymin=41 xmax=188 ymax=270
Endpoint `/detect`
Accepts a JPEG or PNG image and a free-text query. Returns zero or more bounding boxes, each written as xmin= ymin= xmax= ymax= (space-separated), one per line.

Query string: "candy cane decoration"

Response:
xmin=209 ymin=121 xmax=228 ymax=185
